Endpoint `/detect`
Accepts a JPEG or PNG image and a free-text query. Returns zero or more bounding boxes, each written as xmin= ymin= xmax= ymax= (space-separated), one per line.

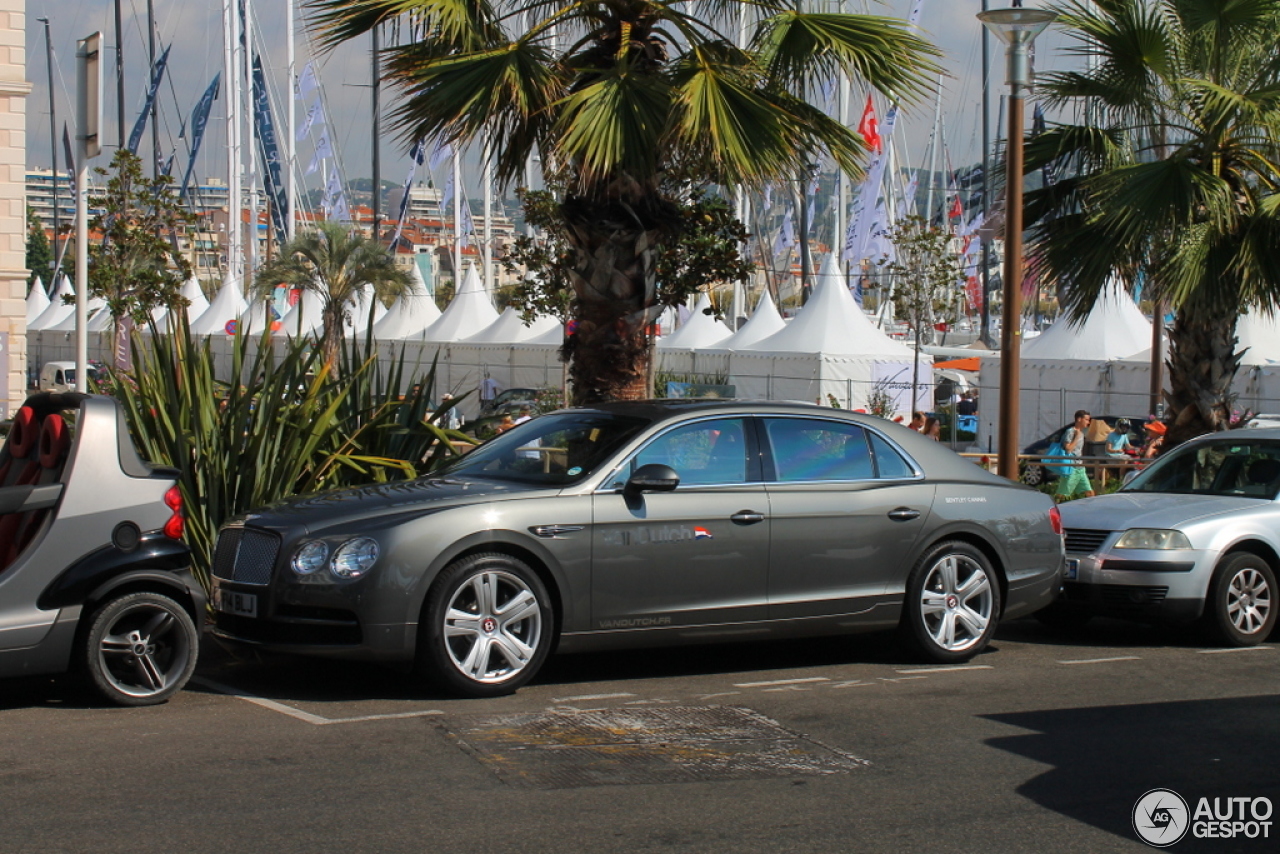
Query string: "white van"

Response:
xmin=39 ymin=361 xmax=98 ymax=393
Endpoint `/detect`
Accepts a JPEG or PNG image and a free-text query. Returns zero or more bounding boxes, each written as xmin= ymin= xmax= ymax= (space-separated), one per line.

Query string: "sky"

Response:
xmin=24 ymin=1 xmax=1082 ymax=201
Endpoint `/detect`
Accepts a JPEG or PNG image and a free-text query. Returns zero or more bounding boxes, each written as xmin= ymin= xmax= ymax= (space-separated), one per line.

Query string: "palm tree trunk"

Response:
xmin=1165 ymin=304 xmax=1242 ymax=445
xmin=561 ymin=194 xmax=670 ymax=405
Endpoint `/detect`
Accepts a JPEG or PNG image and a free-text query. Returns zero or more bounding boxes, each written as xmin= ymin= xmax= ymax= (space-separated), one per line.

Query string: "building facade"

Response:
xmin=1 ymin=0 xmax=29 ymax=416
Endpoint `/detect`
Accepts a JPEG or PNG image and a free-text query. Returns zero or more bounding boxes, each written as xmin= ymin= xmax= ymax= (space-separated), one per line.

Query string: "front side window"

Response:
xmin=630 ymin=418 xmax=750 ymax=486
xmin=764 ymin=418 xmax=874 ymax=482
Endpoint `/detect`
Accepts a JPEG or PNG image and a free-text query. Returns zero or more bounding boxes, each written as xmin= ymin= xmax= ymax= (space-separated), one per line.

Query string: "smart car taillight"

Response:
xmin=163 ymin=486 xmax=184 ymax=540
xmin=1049 ymin=505 xmax=1064 ymax=536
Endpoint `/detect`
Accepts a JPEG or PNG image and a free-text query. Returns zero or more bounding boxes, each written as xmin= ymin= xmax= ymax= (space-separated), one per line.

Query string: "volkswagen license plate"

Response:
xmin=1066 ymin=558 xmax=1079 ymax=580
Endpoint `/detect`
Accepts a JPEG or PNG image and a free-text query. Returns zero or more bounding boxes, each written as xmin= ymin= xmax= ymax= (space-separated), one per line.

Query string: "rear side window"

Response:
xmin=764 ymin=418 xmax=873 ymax=482
xmin=869 ymin=431 xmax=916 ymax=479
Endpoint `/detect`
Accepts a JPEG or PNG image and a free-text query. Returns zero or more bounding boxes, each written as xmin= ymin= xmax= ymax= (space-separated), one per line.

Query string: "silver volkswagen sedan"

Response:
xmin=210 ymin=400 xmax=1064 ymax=697
xmin=1055 ymin=430 xmax=1280 ymax=644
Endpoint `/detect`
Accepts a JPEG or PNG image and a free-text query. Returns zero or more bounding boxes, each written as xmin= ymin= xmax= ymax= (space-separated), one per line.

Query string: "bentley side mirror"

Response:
xmin=625 ymin=463 xmax=680 ymax=494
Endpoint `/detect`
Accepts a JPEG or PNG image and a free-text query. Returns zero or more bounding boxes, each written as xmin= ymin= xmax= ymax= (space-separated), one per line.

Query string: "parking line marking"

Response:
xmin=193 ymin=678 xmax=443 ymax=725
xmin=1057 ymin=656 xmax=1142 ymax=665
xmin=895 ymin=665 xmax=994 ymax=675
xmin=1197 ymin=646 xmax=1275 ymax=654
xmin=550 ymin=692 xmax=637 ymax=702
xmin=733 ymin=677 xmax=831 ymax=688
xmin=879 ymin=676 xmax=927 ymax=683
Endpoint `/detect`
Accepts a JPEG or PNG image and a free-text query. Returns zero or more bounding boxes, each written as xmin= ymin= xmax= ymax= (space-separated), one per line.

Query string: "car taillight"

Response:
xmin=163 ymin=485 xmax=184 ymax=540
xmin=1049 ymin=505 xmax=1064 ymax=536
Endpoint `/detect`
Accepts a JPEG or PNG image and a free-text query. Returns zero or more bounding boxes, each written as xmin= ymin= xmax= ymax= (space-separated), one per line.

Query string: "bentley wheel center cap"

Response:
xmin=481 ymin=617 xmax=498 ymax=634
xmin=945 ymin=594 xmax=959 ymax=610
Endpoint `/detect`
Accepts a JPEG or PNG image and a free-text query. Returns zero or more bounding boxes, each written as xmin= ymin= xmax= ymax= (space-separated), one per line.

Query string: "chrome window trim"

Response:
xmin=757 ymin=413 xmax=926 ymax=484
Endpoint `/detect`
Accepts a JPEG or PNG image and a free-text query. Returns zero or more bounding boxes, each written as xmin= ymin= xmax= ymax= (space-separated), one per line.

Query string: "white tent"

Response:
xmin=462 ymin=308 xmax=560 ymax=344
xmin=1235 ymin=309 xmax=1280 ymax=365
xmin=716 ymin=289 xmax=786 ymax=350
xmin=372 ymin=285 xmax=441 ymax=340
xmin=280 ymin=287 xmax=326 ymax=337
xmin=421 ymin=264 xmax=499 ymax=342
xmin=189 ymin=277 xmax=249 ymax=336
xmin=726 ymin=256 xmax=920 ymax=411
xmin=347 ymin=284 xmax=390 ymax=337
xmin=28 ymin=274 xmax=75 ymax=331
xmin=47 ymin=294 xmax=108 ymax=333
xmin=1021 ymin=281 xmax=1152 ymax=360
xmin=241 ymin=298 xmax=285 ymax=337
xmin=181 ymin=276 xmax=211 ymax=320
xmin=25 ymin=277 xmax=50 ymax=325
xmin=657 ymin=293 xmax=732 ymax=349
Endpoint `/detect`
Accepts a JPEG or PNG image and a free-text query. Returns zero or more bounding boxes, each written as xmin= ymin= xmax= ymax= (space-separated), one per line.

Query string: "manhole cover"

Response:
xmin=438 ymin=705 xmax=868 ymax=788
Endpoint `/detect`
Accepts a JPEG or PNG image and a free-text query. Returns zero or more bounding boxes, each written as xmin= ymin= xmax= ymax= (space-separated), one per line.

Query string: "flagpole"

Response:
xmin=286 ymin=0 xmax=295 ymax=241
xmin=246 ymin=0 xmax=259 ymax=276
xmin=452 ymin=151 xmax=462 ymax=286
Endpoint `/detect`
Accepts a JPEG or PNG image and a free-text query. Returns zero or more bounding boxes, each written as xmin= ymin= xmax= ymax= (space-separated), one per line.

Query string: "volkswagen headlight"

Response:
xmin=1114 ymin=529 xmax=1192 ymax=550
xmin=331 ymin=537 xmax=379 ymax=579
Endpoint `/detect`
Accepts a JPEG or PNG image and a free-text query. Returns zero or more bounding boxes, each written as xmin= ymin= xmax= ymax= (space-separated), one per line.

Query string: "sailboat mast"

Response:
xmin=483 ymin=135 xmax=492 ymax=293
xmin=452 ymin=151 xmax=462 ymax=284
xmin=286 ymin=0 xmax=295 ymax=241
xmin=148 ymin=0 xmax=158 ymax=177
xmin=372 ymin=25 xmax=381 ymax=241
xmin=223 ymin=0 xmax=242 ymax=287
xmin=245 ymin=0 xmax=259 ymax=275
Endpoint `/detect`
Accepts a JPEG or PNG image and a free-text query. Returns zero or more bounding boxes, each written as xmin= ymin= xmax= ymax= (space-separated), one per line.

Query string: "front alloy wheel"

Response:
xmin=902 ymin=541 xmax=1001 ymax=662
xmin=1207 ymin=553 xmax=1276 ymax=646
xmin=83 ymin=592 xmax=199 ymax=706
xmin=421 ymin=553 xmax=552 ymax=698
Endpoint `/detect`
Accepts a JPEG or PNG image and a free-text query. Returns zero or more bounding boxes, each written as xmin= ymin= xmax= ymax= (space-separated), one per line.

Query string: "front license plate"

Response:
xmin=215 ymin=588 xmax=258 ymax=618
xmin=1066 ymin=558 xmax=1079 ymax=580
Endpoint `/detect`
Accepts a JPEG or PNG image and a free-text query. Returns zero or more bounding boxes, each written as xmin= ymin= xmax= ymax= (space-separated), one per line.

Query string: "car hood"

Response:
xmin=237 ymin=475 xmax=552 ymax=533
xmin=1058 ymin=491 xmax=1266 ymax=532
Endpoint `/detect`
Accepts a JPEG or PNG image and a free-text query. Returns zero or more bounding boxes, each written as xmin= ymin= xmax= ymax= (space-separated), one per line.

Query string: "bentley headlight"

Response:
xmin=291 ymin=541 xmax=329 ymax=575
xmin=331 ymin=537 xmax=379 ymax=579
xmin=1114 ymin=529 xmax=1192 ymax=550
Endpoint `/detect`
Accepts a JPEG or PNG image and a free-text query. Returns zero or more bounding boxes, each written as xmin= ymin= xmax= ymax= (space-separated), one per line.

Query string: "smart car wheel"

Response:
xmin=1206 ymin=553 xmax=1276 ymax=646
xmin=901 ymin=541 xmax=1001 ymax=663
xmin=82 ymin=592 xmax=198 ymax=706
xmin=420 ymin=553 xmax=553 ymax=698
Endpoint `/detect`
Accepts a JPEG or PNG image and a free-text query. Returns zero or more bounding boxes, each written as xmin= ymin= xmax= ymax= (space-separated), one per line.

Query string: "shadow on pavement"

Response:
xmin=984 ymin=694 xmax=1280 ymax=852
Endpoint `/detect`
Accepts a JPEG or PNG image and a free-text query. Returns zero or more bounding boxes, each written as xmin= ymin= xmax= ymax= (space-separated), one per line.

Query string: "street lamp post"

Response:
xmin=978 ymin=5 xmax=1056 ymax=481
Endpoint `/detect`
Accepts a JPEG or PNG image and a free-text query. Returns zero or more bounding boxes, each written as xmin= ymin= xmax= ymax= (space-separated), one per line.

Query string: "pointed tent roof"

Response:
xmin=241 ymin=299 xmax=284 ymax=336
xmin=1236 ymin=308 xmax=1280 ymax=365
xmin=280 ymin=287 xmax=326 ymax=337
xmin=717 ymin=289 xmax=787 ymax=350
xmin=48 ymin=291 xmax=108 ymax=331
xmin=421 ymin=264 xmax=499 ymax=342
xmin=87 ymin=305 xmax=118 ymax=332
xmin=463 ymin=308 xmax=561 ymax=344
xmin=522 ymin=320 xmax=566 ymax=346
xmin=348 ymin=284 xmax=390 ymax=337
xmin=371 ymin=284 xmax=442 ymax=340
xmin=28 ymin=274 xmax=76 ymax=331
xmin=182 ymin=276 xmax=211 ymax=320
xmin=743 ymin=256 xmax=915 ymax=357
xmin=26 ymin=277 xmax=50 ymax=325
xmin=657 ymin=293 xmax=733 ymax=349
xmin=1021 ymin=279 xmax=1151 ymax=360
xmin=189 ymin=276 xmax=249 ymax=335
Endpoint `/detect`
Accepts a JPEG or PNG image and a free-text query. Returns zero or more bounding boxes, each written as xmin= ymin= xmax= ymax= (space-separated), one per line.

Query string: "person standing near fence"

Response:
xmin=1055 ymin=410 xmax=1096 ymax=503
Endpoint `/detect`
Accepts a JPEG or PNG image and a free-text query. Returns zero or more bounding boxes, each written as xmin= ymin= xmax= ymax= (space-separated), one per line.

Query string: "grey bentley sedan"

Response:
xmin=210 ymin=400 xmax=1064 ymax=697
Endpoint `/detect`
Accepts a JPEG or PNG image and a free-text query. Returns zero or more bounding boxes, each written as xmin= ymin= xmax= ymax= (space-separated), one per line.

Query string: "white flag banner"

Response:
xmin=459 ymin=199 xmax=476 ymax=249
xmin=331 ymin=193 xmax=350 ymax=223
xmin=297 ymin=96 xmax=324 ymax=141
xmin=428 ymin=139 xmax=454 ymax=172
xmin=297 ymin=62 xmax=318 ymax=100
xmin=440 ymin=171 xmax=454 ymax=212
xmin=773 ymin=206 xmax=796 ymax=258
xmin=307 ymin=129 xmax=334 ymax=175
xmin=323 ymin=168 xmax=343 ymax=208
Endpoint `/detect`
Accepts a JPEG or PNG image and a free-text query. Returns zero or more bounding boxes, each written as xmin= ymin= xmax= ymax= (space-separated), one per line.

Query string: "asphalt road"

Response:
xmin=2 ymin=617 xmax=1277 ymax=854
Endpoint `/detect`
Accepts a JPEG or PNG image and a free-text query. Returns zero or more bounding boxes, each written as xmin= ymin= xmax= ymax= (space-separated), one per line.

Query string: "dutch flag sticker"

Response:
xmin=693 ymin=526 xmax=713 ymax=540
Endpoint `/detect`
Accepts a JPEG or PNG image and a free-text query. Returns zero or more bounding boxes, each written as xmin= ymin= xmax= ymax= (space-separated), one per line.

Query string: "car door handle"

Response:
xmin=888 ymin=507 xmax=921 ymax=522
xmin=730 ymin=511 xmax=766 ymax=525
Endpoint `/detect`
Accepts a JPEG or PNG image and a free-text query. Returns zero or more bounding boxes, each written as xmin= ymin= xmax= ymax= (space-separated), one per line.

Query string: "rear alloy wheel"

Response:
xmin=420 ymin=553 xmax=553 ymax=698
xmin=83 ymin=592 xmax=198 ymax=706
xmin=1206 ymin=553 xmax=1276 ymax=646
xmin=902 ymin=541 xmax=1002 ymax=663
xmin=1021 ymin=463 xmax=1045 ymax=486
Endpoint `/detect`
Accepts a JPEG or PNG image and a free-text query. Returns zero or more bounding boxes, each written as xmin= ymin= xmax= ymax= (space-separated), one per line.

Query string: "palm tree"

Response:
xmin=305 ymin=0 xmax=939 ymax=403
xmin=254 ymin=221 xmax=412 ymax=369
xmin=1025 ymin=0 xmax=1280 ymax=445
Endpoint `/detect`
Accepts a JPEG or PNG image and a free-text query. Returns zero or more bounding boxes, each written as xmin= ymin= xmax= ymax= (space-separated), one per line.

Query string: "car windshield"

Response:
xmin=1123 ymin=439 xmax=1280 ymax=499
xmin=437 ymin=411 xmax=651 ymax=486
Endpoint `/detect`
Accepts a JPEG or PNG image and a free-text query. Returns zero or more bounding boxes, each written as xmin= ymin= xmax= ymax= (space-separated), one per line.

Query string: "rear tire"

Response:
xmin=900 ymin=541 xmax=1002 ymax=663
xmin=1205 ymin=553 xmax=1276 ymax=646
xmin=82 ymin=592 xmax=198 ymax=706
xmin=1021 ymin=464 xmax=1044 ymax=486
xmin=418 ymin=553 xmax=553 ymax=698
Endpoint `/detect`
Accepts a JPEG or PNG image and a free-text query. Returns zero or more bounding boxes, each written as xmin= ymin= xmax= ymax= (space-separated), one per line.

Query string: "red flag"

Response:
xmin=948 ymin=195 xmax=963 ymax=219
xmin=857 ymin=95 xmax=882 ymax=154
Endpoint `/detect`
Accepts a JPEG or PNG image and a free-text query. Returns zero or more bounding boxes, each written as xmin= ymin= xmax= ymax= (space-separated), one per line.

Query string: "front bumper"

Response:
xmin=1060 ymin=545 xmax=1210 ymax=624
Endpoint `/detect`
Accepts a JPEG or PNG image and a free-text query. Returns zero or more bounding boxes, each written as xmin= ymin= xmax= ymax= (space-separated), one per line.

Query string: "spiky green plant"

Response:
xmin=110 ymin=317 xmax=471 ymax=593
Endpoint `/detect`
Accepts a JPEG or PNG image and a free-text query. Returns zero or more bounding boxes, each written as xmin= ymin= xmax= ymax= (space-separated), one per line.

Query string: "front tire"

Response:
xmin=1205 ymin=553 xmax=1276 ymax=646
xmin=901 ymin=541 xmax=1002 ymax=663
xmin=82 ymin=592 xmax=199 ymax=706
xmin=419 ymin=553 xmax=553 ymax=698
